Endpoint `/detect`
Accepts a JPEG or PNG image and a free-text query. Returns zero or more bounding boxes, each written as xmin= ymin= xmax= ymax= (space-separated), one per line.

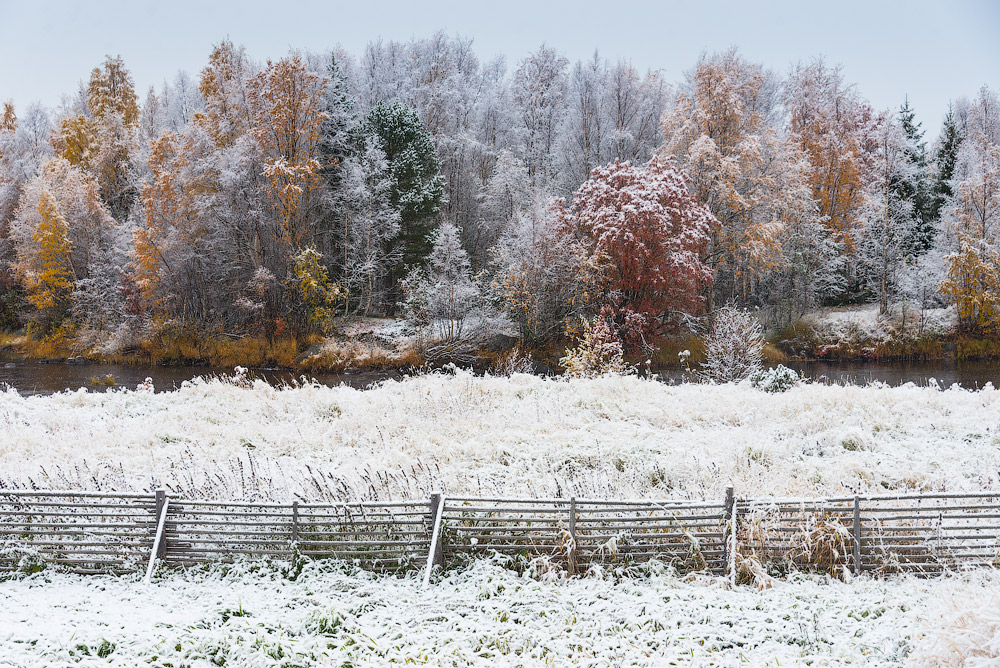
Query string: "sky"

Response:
xmin=1 ymin=0 xmax=997 ymax=136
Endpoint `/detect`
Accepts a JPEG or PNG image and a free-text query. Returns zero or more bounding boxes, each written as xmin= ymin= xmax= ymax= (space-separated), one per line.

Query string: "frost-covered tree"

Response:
xmin=785 ymin=58 xmax=878 ymax=257
xmin=940 ymin=86 xmax=1000 ymax=333
xmin=563 ymin=155 xmax=716 ymax=346
xmin=10 ymin=158 xmax=120 ymax=329
xmin=930 ymin=105 xmax=963 ymax=222
xmin=339 ymin=139 xmax=400 ymax=315
xmin=405 ymin=221 xmax=479 ymax=341
xmin=87 ymin=56 xmax=141 ymax=222
xmin=896 ymin=98 xmax=934 ymax=253
xmin=363 ymin=101 xmax=444 ymax=288
xmin=490 ymin=197 xmax=593 ymax=342
xmin=511 ymin=45 xmax=569 ymax=187
xmin=701 ymin=306 xmax=764 ymax=383
xmin=248 ymin=54 xmax=326 ymax=249
xmin=856 ymin=115 xmax=918 ymax=314
xmin=477 ymin=149 xmax=531 ymax=256
xmin=663 ymin=49 xmax=817 ymax=309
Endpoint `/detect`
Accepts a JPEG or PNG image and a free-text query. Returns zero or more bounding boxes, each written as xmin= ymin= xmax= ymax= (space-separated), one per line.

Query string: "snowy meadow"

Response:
xmin=0 ymin=370 xmax=997 ymax=500
xmin=1 ymin=559 xmax=999 ymax=667
xmin=3 ymin=372 xmax=1000 ymax=667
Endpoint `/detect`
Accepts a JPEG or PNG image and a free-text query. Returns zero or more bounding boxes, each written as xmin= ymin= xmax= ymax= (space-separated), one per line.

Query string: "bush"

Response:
xmin=750 ymin=365 xmax=800 ymax=393
xmin=560 ymin=318 xmax=635 ymax=378
xmin=701 ymin=307 xmax=764 ymax=382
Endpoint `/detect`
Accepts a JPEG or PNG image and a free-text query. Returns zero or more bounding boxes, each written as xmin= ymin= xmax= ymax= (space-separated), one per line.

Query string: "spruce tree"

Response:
xmin=930 ymin=104 xmax=963 ymax=222
xmin=318 ymin=55 xmax=357 ymax=193
xmin=317 ymin=55 xmax=359 ymax=275
xmin=362 ymin=102 xmax=444 ymax=306
xmin=896 ymin=97 xmax=934 ymax=253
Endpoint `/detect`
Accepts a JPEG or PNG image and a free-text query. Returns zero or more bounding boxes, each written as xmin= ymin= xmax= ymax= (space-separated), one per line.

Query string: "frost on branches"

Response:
xmin=701 ymin=306 xmax=765 ymax=382
xmin=562 ymin=155 xmax=715 ymax=347
xmin=559 ymin=317 xmax=634 ymax=378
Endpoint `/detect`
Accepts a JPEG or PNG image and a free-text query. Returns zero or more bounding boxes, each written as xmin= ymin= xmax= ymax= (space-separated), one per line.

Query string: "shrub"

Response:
xmin=750 ymin=364 xmax=799 ymax=393
xmin=701 ymin=307 xmax=764 ymax=382
xmin=560 ymin=318 xmax=635 ymax=378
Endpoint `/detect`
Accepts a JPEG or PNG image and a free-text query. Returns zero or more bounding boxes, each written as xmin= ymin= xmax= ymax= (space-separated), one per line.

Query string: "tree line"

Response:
xmin=0 ymin=35 xmax=996 ymax=361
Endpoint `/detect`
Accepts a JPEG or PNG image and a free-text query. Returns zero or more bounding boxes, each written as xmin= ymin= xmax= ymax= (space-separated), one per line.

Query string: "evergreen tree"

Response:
xmin=318 ymin=55 xmax=358 ymax=194
xmin=930 ymin=104 xmax=964 ymax=222
xmin=362 ymin=102 xmax=444 ymax=282
xmin=317 ymin=54 xmax=360 ymax=271
xmin=896 ymin=97 xmax=934 ymax=253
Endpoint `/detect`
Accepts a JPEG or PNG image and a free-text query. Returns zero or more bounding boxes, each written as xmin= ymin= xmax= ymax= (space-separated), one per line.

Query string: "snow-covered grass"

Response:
xmin=0 ymin=559 xmax=995 ymax=667
xmin=1 ymin=370 xmax=998 ymax=500
xmin=799 ymin=304 xmax=957 ymax=345
xmin=3 ymin=373 xmax=998 ymax=667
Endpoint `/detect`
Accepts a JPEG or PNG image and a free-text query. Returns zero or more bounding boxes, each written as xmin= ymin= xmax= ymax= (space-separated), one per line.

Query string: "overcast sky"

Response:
xmin=1 ymin=0 xmax=997 ymax=136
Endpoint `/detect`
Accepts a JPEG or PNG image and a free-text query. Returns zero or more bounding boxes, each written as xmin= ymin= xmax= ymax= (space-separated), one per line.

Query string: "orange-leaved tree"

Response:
xmin=662 ymin=49 xmax=816 ymax=306
xmin=562 ymin=155 xmax=716 ymax=347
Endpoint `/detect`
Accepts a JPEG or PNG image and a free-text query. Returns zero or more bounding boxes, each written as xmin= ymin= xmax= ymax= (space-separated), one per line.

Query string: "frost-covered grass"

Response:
xmin=1 ymin=371 xmax=998 ymax=500
xmin=799 ymin=304 xmax=957 ymax=345
xmin=0 ymin=559 xmax=996 ymax=667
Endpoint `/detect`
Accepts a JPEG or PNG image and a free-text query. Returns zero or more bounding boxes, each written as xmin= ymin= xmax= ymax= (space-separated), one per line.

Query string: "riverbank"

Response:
xmin=772 ymin=304 xmax=1000 ymax=362
xmin=4 ymin=305 xmax=1000 ymax=380
xmin=0 ymin=318 xmax=425 ymax=374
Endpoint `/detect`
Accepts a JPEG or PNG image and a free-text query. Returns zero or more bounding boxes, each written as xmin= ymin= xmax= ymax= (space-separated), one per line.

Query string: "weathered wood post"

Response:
xmin=145 ymin=489 xmax=169 ymax=583
xmin=722 ymin=486 xmax=735 ymax=580
xmin=423 ymin=492 xmax=445 ymax=586
xmin=154 ymin=489 xmax=167 ymax=560
xmin=853 ymin=495 xmax=862 ymax=576
xmin=567 ymin=497 xmax=577 ymax=576
xmin=291 ymin=500 xmax=300 ymax=548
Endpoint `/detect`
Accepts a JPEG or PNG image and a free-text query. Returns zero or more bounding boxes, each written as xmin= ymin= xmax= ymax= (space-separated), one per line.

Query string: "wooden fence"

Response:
xmin=1 ymin=488 xmax=998 ymax=578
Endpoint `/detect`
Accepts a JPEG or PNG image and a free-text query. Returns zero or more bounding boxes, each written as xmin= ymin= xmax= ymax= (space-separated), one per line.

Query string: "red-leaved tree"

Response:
xmin=563 ymin=155 xmax=716 ymax=346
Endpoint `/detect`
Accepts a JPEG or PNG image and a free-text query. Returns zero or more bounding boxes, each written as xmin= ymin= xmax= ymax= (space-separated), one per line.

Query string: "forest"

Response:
xmin=0 ymin=34 xmax=997 ymax=370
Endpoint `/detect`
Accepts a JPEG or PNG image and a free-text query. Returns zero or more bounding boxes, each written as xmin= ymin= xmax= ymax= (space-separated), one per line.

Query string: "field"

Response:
xmin=1 ymin=372 xmax=999 ymax=667
xmin=0 ymin=370 xmax=998 ymax=500
xmin=1 ymin=559 xmax=998 ymax=667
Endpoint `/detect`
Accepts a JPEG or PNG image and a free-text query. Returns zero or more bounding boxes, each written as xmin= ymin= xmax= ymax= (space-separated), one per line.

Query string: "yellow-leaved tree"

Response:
xmin=52 ymin=115 xmax=97 ymax=169
xmin=661 ymin=49 xmax=815 ymax=307
xmin=292 ymin=247 xmax=343 ymax=333
xmin=24 ymin=191 xmax=74 ymax=323
xmin=87 ymin=56 xmax=140 ymax=221
xmin=248 ymin=55 xmax=326 ymax=248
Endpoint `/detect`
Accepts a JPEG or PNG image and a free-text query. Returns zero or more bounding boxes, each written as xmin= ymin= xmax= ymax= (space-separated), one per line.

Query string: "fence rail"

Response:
xmin=1 ymin=489 xmax=998 ymax=578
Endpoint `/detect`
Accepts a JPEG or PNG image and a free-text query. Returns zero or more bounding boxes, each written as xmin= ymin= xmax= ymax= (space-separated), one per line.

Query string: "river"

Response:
xmin=0 ymin=359 xmax=998 ymax=396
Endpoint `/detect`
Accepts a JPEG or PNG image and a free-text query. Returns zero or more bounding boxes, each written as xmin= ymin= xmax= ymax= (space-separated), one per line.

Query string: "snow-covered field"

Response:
xmin=2 ymin=373 xmax=999 ymax=667
xmin=0 ymin=559 xmax=996 ymax=667
xmin=0 ymin=370 xmax=997 ymax=500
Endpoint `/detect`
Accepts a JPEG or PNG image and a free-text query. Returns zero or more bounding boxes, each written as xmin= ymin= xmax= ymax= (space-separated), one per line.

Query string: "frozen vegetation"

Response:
xmin=0 ymin=559 xmax=997 ymax=667
xmin=2 ymin=373 xmax=999 ymax=667
xmin=0 ymin=370 xmax=998 ymax=500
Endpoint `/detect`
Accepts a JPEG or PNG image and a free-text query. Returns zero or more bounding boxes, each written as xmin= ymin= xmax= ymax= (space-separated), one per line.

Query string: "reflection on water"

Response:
xmin=0 ymin=362 xmax=402 ymax=396
xmin=0 ymin=358 xmax=998 ymax=396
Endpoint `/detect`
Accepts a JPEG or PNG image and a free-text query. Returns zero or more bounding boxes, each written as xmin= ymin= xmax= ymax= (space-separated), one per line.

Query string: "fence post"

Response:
xmin=154 ymin=489 xmax=167 ymax=560
xmin=723 ymin=486 xmax=735 ymax=580
xmin=423 ymin=492 xmax=445 ymax=586
xmin=853 ymin=495 xmax=862 ymax=576
xmin=145 ymin=489 xmax=169 ymax=583
xmin=291 ymin=501 xmax=300 ymax=543
xmin=567 ymin=497 xmax=577 ymax=576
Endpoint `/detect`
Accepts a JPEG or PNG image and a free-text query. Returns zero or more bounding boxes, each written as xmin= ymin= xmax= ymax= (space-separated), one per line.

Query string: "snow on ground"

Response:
xmin=799 ymin=304 xmax=957 ymax=344
xmin=0 ymin=559 xmax=996 ymax=667
xmin=0 ymin=371 xmax=998 ymax=500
